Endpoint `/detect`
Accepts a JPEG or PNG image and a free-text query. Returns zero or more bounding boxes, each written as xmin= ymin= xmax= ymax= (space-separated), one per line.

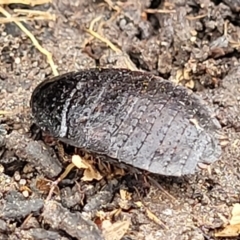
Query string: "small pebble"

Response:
xmin=0 ymin=164 xmax=4 ymax=173
xmin=14 ymin=171 xmax=21 ymax=181
xmin=15 ymin=57 xmax=21 ymax=64
xmin=19 ymin=179 xmax=27 ymax=186
xmin=22 ymin=190 xmax=29 ymax=198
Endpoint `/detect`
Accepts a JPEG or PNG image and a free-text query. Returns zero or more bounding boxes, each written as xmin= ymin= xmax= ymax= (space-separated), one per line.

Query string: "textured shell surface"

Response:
xmin=31 ymin=68 xmax=222 ymax=176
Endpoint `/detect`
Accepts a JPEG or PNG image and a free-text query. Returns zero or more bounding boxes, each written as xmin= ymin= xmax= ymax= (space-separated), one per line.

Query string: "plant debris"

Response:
xmin=215 ymin=204 xmax=240 ymax=237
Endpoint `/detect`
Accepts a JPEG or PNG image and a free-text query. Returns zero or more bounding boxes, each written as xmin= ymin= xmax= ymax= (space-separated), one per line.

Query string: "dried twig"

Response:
xmin=46 ymin=163 xmax=75 ymax=201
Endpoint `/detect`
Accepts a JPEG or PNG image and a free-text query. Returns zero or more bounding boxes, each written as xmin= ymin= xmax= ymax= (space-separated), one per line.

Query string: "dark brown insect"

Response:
xmin=31 ymin=68 xmax=222 ymax=176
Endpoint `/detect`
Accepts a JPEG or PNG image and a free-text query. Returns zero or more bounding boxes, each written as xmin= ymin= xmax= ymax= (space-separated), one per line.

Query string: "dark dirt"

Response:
xmin=1 ymin=0 xmax=240 ymax=239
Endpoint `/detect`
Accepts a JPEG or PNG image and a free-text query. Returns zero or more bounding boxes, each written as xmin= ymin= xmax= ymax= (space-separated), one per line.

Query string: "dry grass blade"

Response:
xmin=103 ymin=0 xmax=120 ymax=12
xmin=14 ymin=8 xmax=56 ymax=20
xmin=147 ymin=176 xmax=177 ymax=202
xmin=144 ymin=8 xmax=176 ymax=13
xmin=86 ymin=16 xmax=121 ymax=54
xmin=0 ymin=6 xmax=58 ymax=76
xmin=146 ymin=207 xmax=167 ymax=229
xmin=85 ymin=16 xmax=137 ymax=71
xmin=0 ymin=110 xmax=12 ymax=115
xmin=186 ymin=14 xmax=207 ymax=20
xmin=135 ymin=201 xmax=167 ymax=229
xmin=0 ymin=0 xmax=51 ymax=6
xmin=20 ymin=213 xmax=33 ymax=229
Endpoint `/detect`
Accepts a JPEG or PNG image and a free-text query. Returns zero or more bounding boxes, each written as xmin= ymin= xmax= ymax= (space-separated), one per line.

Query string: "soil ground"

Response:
xmin=1 ymin=0 xmax=240 ymax=239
